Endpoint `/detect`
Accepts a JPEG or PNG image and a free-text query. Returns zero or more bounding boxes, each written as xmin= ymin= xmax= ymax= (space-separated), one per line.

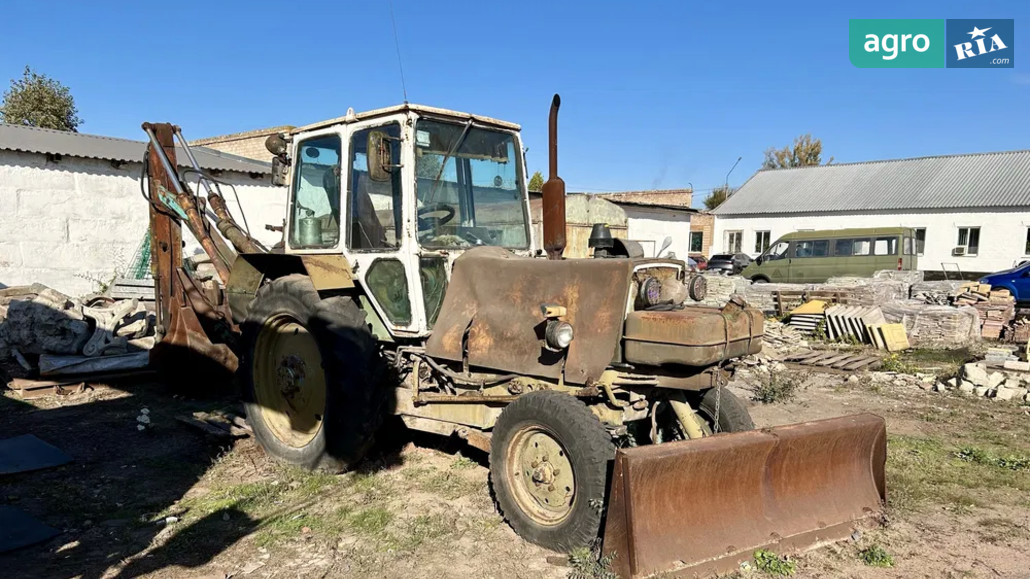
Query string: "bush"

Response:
xmin=754 ymin=549 xmax=796 ymax=576
xmin=860 ymin=544 xmax=894 ymax=567
xmin=751 ymin=369 xmax=804 ymax=404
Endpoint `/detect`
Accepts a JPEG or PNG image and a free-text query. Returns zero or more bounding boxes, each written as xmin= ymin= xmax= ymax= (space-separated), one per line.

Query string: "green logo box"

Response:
xmin=850 ymin=19 xmax=946 ymax=68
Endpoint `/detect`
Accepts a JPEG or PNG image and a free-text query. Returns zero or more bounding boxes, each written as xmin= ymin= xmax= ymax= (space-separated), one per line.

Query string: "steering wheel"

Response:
xmin=417 ymin=203 xmax=456 ymax=230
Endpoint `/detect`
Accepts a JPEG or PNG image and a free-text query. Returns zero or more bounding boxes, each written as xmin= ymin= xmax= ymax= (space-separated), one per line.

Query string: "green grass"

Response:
xmin=568 ymin=546 xmax=618 ymax=579
xmin=887 ymin=435 xmax=1030 ymax=513
xmin=859 ymin=544 xmax=894 ymax=568
xmin=350 ymin=506 xmax=394 ymax=537
xmin=753 ymin=549 xmax=796 ymax=576
xmin=421 ymin=471 xmax=481 ymax=500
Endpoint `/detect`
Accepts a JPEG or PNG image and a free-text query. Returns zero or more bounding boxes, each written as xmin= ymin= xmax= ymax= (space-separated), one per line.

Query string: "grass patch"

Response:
xmin=881 ymin=353 xmax=917 ymax=374
xmin=859 ymin=544 xmax=894 ymax=568
xmin=350 ymin=506 xmax=394 ymax=537
xmin=451 ymin=456 xmax=477 ymax=470
xmin=399 ymin=513 xmax=454 ymax=550
xmin=753 ymin=549 xmax=796 ymax=576
xmin=568 ymin=546 xmax=618 ymax=579
xmin=422 ymin=470 xmax=481 ymax=500
xmin=955 ymin=447 xmax=1030 ymax=472
xmin=887 ymin=435 xmax=1030 ymax=513
xmin=977 ymin=517 xmax=1030 ymax=545
xmin=750 ymin=370 xmax=804 ymax=404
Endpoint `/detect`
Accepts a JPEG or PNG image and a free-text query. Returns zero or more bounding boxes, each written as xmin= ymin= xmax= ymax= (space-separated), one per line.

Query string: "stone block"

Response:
xmin=988 ymin=372 xmax=1007 ymax=389
xmin=974 ymin=386 xmax=989 ymax=397
xmin=995 ymin=387 xmax=1021 ymax=401
xmin=963 ymin=363 xmax=990 ymax=387
xmin=0 ymin=243 xmax=21 ymax=268
xmin=1003 ymin=360 xmax=1030 ymax=372
xmin=958 ymin=382 xmax=975 ymax=394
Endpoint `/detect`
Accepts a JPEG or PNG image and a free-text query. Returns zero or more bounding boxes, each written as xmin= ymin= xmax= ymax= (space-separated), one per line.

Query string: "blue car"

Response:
xmin=979 ymin=261 xmax=1030 ymax=302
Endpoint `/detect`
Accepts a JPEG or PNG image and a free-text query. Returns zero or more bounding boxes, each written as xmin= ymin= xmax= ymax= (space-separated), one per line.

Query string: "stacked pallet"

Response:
xmin=823 ymin=304 xmax=910 ymax=351
xmin=786 ymin=300 xmax=827 ymax=334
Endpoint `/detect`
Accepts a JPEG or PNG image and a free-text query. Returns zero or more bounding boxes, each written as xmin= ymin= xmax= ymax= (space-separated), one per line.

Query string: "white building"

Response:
xmin=596 ymin=190 xmax=695 ymax=259
xmin=0 ymin=124 xmax=285 ymax=296
xmin=712 ymin=150 xmax=1030 ymax=276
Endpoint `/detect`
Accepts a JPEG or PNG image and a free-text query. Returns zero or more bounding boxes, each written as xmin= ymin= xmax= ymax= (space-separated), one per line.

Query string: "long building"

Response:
xmin=712 ymin=149 xmax=1030 ymax=277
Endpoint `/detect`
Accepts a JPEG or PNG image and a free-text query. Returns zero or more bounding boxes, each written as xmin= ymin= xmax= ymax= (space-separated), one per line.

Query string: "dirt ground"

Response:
xmin=2 ymin=357 xmax=1029 ymax=579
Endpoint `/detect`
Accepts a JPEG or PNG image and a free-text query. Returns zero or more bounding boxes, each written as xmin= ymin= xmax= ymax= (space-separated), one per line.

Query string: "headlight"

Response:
xmin=638 ymin=277 xmax=662 ymax=307
xmin=545 ymin=320 xmax=574 ymax=350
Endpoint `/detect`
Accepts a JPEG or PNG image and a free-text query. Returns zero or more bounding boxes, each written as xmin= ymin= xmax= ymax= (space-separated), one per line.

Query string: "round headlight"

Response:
xmin=545 ymin=320 xmax=575 ymax=350
xmin=639 ymin=277 xmax=662 ymax=307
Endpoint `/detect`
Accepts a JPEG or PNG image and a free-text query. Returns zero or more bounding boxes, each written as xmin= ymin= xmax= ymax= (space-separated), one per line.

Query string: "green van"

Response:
xmin=740 ymin=227 xmax=918 ymax=283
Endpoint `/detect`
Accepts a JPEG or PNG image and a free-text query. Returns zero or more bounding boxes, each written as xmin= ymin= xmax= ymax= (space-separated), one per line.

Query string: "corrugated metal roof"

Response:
xmin=0 ymin=123 xmax=272 ymax=174
xmin=292 ymin=103 xmax=521 ymax=134
xmin=595 ymin=189 xmax=693 ymax=208
xmin=713 ymin=149 xmax=1030 ymax=216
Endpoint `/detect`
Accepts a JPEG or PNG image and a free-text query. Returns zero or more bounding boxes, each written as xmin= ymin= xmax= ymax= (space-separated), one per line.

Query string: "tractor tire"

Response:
xmin=693 ymin=387 xmax=754 ymax=432
xmin=490 ymin=390 xmax=615 ymax=552
xmin=241 ymin=274 xmax=386 ymax=472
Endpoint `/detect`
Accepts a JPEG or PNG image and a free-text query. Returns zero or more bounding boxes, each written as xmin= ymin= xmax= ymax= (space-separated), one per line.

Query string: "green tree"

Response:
xmin=528 ymin=171 xmax=544 ymax=192
xmin=703 ymin=185 xmax=733 ymax=210
xmin=1 ymin=66 xmax=82 ymax=131
xmin=762 ymin=134 xmax=832 ymax=169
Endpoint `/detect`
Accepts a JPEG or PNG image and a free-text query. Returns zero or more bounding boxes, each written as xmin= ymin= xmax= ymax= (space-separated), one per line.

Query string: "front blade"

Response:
xmin=602 ymin=413 xmax=886 ymax=578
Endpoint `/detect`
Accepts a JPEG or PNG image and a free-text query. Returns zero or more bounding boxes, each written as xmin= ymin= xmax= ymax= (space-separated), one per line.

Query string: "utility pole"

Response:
xmin=725 ymin=156 xmax=742 ymax=190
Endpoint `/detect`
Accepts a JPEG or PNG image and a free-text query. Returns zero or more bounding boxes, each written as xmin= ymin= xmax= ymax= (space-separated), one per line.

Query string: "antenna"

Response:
xmin=387 ymin=0 xmax=408 ymax=103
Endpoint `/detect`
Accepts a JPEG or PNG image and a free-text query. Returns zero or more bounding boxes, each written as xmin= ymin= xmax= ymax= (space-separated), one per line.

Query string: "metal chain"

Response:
xmin=714 ymin=370 xmax=723 ymax=434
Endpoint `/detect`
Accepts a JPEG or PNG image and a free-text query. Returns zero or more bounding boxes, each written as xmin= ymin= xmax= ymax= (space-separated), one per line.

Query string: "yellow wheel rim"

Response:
xmin=505 ymin=426 xmax=576 ymax=526
xmin=253 ymin=315 xmax=326 ymax=448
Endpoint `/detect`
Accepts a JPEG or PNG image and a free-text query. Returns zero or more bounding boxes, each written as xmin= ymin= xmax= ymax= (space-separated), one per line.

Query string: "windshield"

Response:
xmin=414 ymin=119 xmax=529 ymax=249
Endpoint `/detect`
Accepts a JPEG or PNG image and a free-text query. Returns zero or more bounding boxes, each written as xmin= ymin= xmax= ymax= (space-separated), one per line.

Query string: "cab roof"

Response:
xmin=291 ymin=103 xmax=521 ymax=135
xmin=778 ymin=227 xmax=915 ymax=241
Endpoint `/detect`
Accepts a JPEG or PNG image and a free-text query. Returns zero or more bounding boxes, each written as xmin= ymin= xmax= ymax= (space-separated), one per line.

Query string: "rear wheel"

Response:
xmin=490 ymin=390 xmax=614 ymax=552
xmin=693 ymin=387 xmax=754 ymax=432
xmin=751 ymin=276 xmax=769 ymax=284
xmin=241 ymin=274 xmax=386 ymax=472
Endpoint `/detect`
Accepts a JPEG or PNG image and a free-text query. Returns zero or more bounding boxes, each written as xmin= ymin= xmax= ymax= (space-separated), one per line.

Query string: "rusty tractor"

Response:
xmin=140 ymin=95 xmax=886 ymax=578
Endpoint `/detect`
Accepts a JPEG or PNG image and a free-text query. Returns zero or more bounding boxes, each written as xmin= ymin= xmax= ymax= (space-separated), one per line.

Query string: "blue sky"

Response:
xmin=1 ymin=0 xmax=1026 ymax=208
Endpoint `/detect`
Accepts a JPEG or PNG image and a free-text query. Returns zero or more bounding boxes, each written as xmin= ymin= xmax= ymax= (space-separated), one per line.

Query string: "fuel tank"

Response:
xmin=623 ymin=298 xmax=763 ymax=367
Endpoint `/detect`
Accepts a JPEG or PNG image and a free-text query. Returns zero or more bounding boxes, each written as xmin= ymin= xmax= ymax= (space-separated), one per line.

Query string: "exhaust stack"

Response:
xmin=541 ymin=94 xmax=566 ymax=260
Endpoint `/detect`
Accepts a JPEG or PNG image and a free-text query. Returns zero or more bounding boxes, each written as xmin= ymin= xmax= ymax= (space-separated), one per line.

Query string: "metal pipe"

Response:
xmin=541 ymin=94 xmax=566 ymax=260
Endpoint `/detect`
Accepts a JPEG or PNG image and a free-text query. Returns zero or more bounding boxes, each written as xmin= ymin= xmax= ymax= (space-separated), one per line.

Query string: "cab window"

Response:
xmin=348 ymin=123 xmax=402 ymax=250
xmin=764 ymin=241 xmax=789 ymax=260
xmin=289 ymin=135 xmax=341 ymax=248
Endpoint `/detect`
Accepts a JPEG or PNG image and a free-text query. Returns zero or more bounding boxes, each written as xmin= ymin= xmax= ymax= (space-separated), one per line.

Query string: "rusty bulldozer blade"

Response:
xmin=602 ymin=413 xmax=887 ymax=578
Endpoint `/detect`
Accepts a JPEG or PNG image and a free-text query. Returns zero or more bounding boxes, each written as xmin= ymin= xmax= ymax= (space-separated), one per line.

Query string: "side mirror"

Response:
xmin=657 ymin=236 xmax=672 ymax=258
xmin=368 ymin=130 xmax=396 ymax=182
xmin=756 ymin=256 xmax=764 ymax=265
xmin=270 ymin=156 xmax=289 ymax=187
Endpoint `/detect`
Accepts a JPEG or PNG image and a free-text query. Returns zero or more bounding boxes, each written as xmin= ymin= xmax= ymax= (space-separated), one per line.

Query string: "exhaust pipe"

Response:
xmin=541 ymin=94 xmax=566 ymax=260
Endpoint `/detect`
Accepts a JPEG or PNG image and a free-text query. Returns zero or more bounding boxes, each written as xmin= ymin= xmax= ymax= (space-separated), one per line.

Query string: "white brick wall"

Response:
xmin=0 ymin=150 xmax=285 ymax=296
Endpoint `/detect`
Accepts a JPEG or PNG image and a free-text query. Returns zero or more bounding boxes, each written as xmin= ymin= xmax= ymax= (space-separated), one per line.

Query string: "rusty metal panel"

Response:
xmin=425 ymin=247 xmax=633 ymax=384
xmin=603 ymin=413 xmax=887 ymax=578
xmin=623 ymin=305 xmax=763 ymax=366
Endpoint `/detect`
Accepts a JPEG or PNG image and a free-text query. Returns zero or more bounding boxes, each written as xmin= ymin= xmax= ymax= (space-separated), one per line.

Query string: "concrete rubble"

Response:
xmin=929 ymin=361 xmax=1030 ymax=402
xmin=0 ymin=284 xmax=155 ymax=376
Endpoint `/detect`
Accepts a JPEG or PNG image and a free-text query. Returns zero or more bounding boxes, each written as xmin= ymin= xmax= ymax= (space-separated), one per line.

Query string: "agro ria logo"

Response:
xmin=946 ymin=19 xmax=1014 ymax=68
xmin=954 ymin=26 xmax=1008 ymax=61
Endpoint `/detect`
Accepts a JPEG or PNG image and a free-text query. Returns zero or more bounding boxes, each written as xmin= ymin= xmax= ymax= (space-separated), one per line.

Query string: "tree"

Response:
xmin=703 ymin=185 xmax=734 ymax=210
xmin=762 ymin=134 xmax=832 ymax=169
xmin=528 ymin=171 xmax=544 ymax=192
xmin=0 ymin=66 xmax=81 ymax=131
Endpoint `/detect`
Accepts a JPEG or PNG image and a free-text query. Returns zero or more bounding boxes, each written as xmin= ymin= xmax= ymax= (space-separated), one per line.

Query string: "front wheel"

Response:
xmin=490 ymin=390 xmax=615 ymax=552
xmin=241 ymin=274 xmax=387 ymax=472
xmin=691 ymin=387 xmax=754 ymax=432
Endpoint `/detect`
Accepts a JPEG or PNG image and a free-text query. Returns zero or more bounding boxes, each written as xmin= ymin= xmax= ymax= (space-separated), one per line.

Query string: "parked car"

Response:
xmin=707 ymin=253 xmax=752 ymax=275
xmin=688 ymin=253 xmax=708 ymax=271
xmin=740 ymin=227 xmax=918 ymax=283
xmin=980 ymin=261 xmax=1030 ymax=302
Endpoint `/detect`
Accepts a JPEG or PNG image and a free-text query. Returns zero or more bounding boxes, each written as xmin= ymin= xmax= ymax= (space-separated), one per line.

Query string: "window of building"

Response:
xmin=873 ymin=236 xmax=898 ymax=256
xmin=914 ymin=228 xmax=926 ymax=255
xmin=956 ymin=227 xmax=980 ymax=256
xmin=1024 ymin=228 xmax=1030 ymax=255
xmin=689 ymin=231 xmax=704 ymax=253
xmin=726 ymin=231 xmax=742 ymax=253
xmin=794 ymin=240 xmax=829 ymax=258
xmin=755 ymin=231 xmax=771 ymax=253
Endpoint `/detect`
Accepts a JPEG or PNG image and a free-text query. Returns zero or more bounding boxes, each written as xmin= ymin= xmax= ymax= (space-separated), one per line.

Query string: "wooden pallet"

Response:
xmin=775 ymin=290 xmax=852 ymax=316
xmin=780 ymin=350 xmax=882 ymax=371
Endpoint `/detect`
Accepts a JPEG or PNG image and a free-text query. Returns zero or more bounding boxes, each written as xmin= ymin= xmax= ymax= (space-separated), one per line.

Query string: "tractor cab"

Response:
xmin=273 ymin=105 xmax=535 ymax=338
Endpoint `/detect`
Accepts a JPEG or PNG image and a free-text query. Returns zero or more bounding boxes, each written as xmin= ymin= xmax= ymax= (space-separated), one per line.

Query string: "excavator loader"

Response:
xmin=141 ymin=95 xmax=886 ymax=578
